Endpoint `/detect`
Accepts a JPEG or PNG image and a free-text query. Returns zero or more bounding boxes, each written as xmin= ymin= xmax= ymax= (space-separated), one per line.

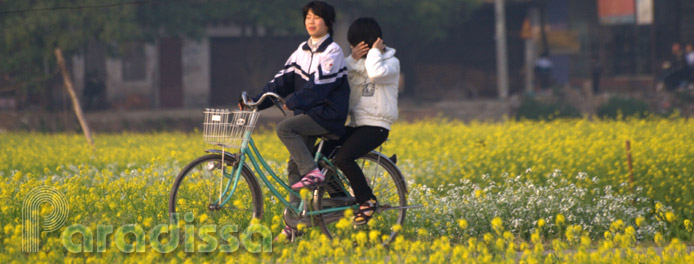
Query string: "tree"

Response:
xmin=1 ymin=1 xmax=146 ymax=106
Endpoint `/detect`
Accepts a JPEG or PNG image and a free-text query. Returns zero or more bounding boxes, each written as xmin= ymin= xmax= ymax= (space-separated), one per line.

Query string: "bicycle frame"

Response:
xmin=213 ymin=131 xmax=357 ymax=217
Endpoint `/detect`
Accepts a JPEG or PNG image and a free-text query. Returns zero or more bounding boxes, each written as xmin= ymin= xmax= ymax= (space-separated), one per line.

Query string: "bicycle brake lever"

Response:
xmin=272 ymin=97 xmax=287 ymax=116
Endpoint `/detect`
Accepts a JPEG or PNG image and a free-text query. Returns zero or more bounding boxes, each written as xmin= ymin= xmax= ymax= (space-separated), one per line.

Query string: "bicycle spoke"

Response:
xmin=170 ymin=155 xmax=262 ymax=230
xmin=316 ymin=152 xmax=407 ymax=244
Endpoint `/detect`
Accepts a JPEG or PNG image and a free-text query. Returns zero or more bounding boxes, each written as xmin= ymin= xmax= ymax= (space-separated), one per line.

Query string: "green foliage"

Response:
xmin=200 ymin=0 xmax=307 ymax=35
xmin=515 ymin=97 xmax=581 ymax=120
xmin=1 ymin=1 xmax=144 ymax=95
xmin=597 ymin=97 xmax=651 ymax=119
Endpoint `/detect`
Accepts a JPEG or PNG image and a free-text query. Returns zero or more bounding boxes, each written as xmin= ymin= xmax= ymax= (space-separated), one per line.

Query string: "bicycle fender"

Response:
xmin=369 ymin=150 xmax=408 ymax=194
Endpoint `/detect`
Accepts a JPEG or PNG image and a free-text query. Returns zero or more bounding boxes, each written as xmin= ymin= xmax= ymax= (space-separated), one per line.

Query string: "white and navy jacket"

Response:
xmin=253 ymin=35 xmax=350 ymax=137
xmin=345 ymin=47 xmax=400 ymax=130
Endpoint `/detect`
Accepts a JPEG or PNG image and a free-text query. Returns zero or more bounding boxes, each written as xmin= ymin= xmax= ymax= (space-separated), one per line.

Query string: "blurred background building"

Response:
xmin=0 ymin=0 xmax=692 ymax=112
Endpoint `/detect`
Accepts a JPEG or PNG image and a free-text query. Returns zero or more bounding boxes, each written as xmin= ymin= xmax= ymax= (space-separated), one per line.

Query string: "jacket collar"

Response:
xmin=302 ymin=35 xmax=333 ymax=53
xmin=381 ymin=47 xmax=397 ymax=59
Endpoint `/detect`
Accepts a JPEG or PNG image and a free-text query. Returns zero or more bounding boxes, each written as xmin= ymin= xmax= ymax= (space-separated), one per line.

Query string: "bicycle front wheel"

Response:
xmin=315 ymin=151 xmax=407 ymax=244
xmin=169 ymin=154 xmax=263 ymax=229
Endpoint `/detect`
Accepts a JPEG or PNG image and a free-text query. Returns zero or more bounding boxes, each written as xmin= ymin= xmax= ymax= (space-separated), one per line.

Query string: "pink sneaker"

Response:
xmin=290 ymin=169 xmax=325 ymax=190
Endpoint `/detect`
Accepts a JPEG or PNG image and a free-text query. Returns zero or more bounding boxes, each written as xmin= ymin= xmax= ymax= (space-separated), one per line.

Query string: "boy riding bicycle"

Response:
xmin=244 ymin=1 xmax=349 ymax=240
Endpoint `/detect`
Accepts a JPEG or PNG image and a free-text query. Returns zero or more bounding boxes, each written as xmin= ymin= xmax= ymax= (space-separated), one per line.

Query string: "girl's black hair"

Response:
xmin=347 ymin=17 xmax=382 ymax=49
xmin=302 ymin=1 xmax=336 ymax=36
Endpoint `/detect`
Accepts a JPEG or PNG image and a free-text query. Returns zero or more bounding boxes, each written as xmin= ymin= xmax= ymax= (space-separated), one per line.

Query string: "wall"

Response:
xmin=105 ymin=44 xmax=158 ymax=109
xmin=181 ymin=38 xmax=210 ymax=108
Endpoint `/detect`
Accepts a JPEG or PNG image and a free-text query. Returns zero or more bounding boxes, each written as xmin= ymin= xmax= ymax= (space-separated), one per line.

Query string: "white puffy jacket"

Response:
xmin=344 ymin=47 xmax=400 ymax=130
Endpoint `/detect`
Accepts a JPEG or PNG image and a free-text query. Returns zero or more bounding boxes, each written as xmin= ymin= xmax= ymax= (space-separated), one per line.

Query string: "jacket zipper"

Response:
xmin=307 ymin=50 xmax=315 ymax=76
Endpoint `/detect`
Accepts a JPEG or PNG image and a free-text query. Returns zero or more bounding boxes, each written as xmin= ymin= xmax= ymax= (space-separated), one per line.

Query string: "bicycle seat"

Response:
xmin=320 ymin=134 xmax=339 ymax=141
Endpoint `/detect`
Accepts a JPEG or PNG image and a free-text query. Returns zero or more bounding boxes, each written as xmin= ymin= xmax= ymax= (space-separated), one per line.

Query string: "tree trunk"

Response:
xmin=55 ymin=48 xmax=95 ymax=148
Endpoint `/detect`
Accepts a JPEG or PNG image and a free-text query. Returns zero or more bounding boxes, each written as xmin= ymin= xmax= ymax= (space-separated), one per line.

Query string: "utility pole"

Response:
xmin=524 ymin=7 xmax=540 ymax=94
xmin=495 ymin=0 xmax=510 ymax=99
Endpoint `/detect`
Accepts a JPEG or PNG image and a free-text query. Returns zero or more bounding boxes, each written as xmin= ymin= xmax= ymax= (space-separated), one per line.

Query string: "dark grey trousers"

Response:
xmin=276 ymin=114 xmax=329 ymax=203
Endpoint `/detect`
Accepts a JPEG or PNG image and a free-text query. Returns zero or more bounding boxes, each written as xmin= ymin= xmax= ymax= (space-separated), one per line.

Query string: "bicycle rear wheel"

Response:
xmin=315 ymin=151 xmax=407 ymax=244
xmin=169 ymin=154 xmax=263 ymax=229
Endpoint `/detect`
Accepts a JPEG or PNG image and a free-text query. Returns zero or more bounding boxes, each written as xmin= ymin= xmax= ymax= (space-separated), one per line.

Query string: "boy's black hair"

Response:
xmin=302 ymin=1 xmax=336 ymax=36
xmin=347 ymin=17 xmax=382 ymax=49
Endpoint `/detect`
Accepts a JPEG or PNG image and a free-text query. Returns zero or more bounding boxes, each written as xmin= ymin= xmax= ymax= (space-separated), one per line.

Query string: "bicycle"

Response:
xmin=168 ymin=92 xmax=414 ymax=243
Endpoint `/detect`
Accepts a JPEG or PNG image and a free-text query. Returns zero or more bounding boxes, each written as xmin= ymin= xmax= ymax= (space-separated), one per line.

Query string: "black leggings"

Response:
xmin=323 ymin=126 xmax=389 ymax=204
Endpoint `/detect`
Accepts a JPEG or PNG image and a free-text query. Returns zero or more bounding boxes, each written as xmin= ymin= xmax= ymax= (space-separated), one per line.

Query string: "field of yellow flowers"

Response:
xmin=1 ymin=117 xmax=694 ymax=263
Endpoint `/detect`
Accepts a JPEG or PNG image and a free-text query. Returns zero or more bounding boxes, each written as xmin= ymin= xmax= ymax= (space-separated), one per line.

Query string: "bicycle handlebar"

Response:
xmin=241 ymin=91 xmax=285 ymax=109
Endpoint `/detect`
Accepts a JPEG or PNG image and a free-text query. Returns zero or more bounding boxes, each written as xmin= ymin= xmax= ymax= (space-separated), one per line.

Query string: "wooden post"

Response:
xmin=626 ymin=140 xmax=634 ymax=191
xmin=55 ymin=48 xmax=94 ymax=148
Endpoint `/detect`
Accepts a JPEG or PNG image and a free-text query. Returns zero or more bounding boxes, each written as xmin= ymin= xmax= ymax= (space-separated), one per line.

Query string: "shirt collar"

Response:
xmin=302 ymin=34 xmax=332 ymax=52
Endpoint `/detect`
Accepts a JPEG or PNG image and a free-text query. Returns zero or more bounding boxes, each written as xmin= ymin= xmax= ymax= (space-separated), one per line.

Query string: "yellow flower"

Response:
xmin=5 ymin=117 xmax=694 ymax=262
xmin=198 ymin=213 xmax=208 ymax=223
xmin=654 ymin=232 xmax=665 ymax=246
xmin=391 ymin=224 xmax=402 ymax=233
xmin=580 ymin=234 xmax=591 ymax=247
xmin=369 ymin=230 xmax=381 ymax=243
xmin=635 ymin=216 xmax=645 ymax=227
xmin=503 ymin=231 xmax=513 ymax=241
xmin=684 ymin=219 xmax=692 ymax=232
xmin=491 ymin=217 xmax=503 ymax=234
xmin=520 ymin=242 xmax=529 ymax=251
xmin=12 ymin=171 xmax=22 ymax=182
xmin=625 ymin=226 xmax=635 ymax=237
xmin=458 ymin=219 xmax=468 ymax=229
xmin=417 ymin=228 xmax=429 ymax=237
xmin=299 ymin=189 xmax=311 ymax=200
xmin=555 ymin=214 xmax=565 ymax=226
xmin=336 ymin=218 xmax=351 ymax=230
xmin=355 ymin=231 xmax=367 ymax=245
xmin=483 ymin=233 xmax=493 ymax=244
xmin=604 ymin=231 xmax=611 ymax=239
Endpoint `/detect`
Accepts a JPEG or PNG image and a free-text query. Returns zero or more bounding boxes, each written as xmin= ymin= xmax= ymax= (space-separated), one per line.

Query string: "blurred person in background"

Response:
xmin=658 ymin=42 xmax=686 ymax=91
xmin=591 ymin=56 xmax=602 ymax=95
xmin=685 ymin=42 xmax=694 ymax=89
xmin=534 ymin=52 xmax=552 ymax=91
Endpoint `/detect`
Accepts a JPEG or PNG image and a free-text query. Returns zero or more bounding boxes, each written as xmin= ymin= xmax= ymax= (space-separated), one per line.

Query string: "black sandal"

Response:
xmin=353 ymin=199 xmax=378 ymax=226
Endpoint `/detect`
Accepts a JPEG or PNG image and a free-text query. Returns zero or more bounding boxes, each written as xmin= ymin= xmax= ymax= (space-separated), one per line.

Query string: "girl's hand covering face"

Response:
xmin=373 ymin=38 xmax=385 ymax=52
xmin=350 ymin=41 xmax=369 ymax=60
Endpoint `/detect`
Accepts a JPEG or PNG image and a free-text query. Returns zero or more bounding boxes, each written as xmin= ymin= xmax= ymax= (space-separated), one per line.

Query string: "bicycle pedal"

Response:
xmin=318 ymin=160 xmax=330 ymax=168
xmin=292 ymin=181 xmax=329 ymax=191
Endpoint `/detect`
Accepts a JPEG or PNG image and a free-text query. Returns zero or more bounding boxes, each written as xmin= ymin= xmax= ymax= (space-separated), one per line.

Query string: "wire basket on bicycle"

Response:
xmin=203 ymin=108 xmax=260 ymax=149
